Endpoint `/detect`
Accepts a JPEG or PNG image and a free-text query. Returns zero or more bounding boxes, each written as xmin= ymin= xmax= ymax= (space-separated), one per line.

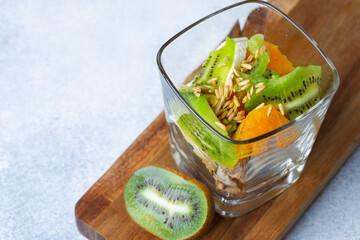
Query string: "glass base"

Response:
xmin=214 ymin=166 xmax=302 ymax=217
xmin=177 ymin=153 xmax=303 ymax=217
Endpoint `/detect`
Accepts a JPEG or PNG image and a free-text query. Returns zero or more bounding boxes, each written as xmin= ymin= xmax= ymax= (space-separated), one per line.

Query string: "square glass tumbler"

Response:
xmin=157 ymin=1 xmax=339 ymax=217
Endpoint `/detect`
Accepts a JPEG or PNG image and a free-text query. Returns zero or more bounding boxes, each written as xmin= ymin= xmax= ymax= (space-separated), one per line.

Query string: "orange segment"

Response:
xmin=233 ymin=104 xmax=290 ymax=141
xmin=264 ymin=41 xmax=294 ymax=76
xmin=232 ymin=105 xmax=292 ymax=159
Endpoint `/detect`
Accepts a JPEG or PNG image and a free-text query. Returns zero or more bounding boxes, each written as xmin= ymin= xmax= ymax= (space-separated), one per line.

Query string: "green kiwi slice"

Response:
xmin=192 ymin=37 xmax=246 ymax=88
xmin=245 ymin=65 xmax=321 ymax=120
xmin=246 ymin=34 xmax=271 ymax=83
xmin=180 ymin=91 xmax=229 ymax=136
xmin=124 ymin=166 xmax=214 ymax=240
xmin=247 ymin=34 xmax=264 ymax=55
xmin=175 ymin=91 xmax=237 ymax=168
xmin=249 ymin=52 xmax=270 ymax=77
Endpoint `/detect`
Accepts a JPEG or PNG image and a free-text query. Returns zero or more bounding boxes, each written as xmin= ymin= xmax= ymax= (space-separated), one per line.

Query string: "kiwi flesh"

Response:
xmin=124 ymin=166 xmax=214 ymax=240
xmin=249 ymin=52 xmax=270 ymax=77
xmin=263 ymin=68 xmax=280 ymax=79
xmin=176 ymin=91 xmax=238 ymax=168
xmin=246 ymin=34 xmax=271 ymax=84
xmin=245 ymin=65 xmax=321 ymax=120
xmin=192 ymin=37 xmax=236 ymax=88
xmin=247 ymin=34 xmax=264 ymax=55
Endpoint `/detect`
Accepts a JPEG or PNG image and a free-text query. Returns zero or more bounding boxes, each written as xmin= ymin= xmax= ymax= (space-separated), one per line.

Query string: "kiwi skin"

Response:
xmin=125 ymin=166 xmax=214 ymax=240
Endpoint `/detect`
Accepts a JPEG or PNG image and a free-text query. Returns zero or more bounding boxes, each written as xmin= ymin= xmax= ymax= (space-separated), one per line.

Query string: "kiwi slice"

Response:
xmin=176 ymin=91 xmax=237 ymax=168
xmin=249 ymin=52 xmax=270 ymax=77
xmin=124 ymin=166 xmax=214 ymax=240
xmin=176 ymin=113 xmax=237 ymax=167
xmin=247 ymin=34 xmax=264 ymax=55
xmin=180 ymin=91 xmax=229 ymax=136
xmin=246 ymin=34 xmax=271 ymax=84
xmin=245 ymin=65 xmax=321 ymax=120
xmin=192 ymin=37 xmax=246 ymax=88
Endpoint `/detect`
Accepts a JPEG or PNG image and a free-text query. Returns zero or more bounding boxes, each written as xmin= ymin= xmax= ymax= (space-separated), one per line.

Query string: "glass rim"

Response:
xmin=156 ymin=0 xmax=340 ymax=144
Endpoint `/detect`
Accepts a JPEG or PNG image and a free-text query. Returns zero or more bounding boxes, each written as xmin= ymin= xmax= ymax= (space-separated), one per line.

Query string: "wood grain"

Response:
xmin=75 ymin=0 xmax=360 ymax=239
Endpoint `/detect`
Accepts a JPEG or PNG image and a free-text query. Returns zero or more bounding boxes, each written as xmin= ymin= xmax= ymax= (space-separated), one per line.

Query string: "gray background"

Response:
xmin=0 ymin=1 xmax=359 ymax=239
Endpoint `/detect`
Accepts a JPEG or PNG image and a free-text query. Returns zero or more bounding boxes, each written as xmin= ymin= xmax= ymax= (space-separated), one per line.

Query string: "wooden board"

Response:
xmin=75 ymin=0 xmax=360 ymax=239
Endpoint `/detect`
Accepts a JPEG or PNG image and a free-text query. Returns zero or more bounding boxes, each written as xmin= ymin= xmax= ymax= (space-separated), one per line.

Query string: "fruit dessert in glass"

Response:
xmin=157 ymin=1 xmax=339 ymax=216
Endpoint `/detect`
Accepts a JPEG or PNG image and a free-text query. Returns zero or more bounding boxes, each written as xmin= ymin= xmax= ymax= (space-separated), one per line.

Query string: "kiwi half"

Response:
xmin=124 ymin=166 xmax=214 ymax=240
xmin=176 ymin=91 xmax=237 ymax=168
xmin=245 ymin=65 xmax=321 ymax=120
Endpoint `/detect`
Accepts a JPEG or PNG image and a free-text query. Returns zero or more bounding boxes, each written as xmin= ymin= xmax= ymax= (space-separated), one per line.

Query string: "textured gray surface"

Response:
xmin=0 ymin=1 xmax=358 ymax=239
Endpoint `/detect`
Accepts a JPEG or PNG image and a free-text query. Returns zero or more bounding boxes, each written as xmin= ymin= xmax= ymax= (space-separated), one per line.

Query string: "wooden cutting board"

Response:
xmin=75 ymin=0 xmax=360 ymax=239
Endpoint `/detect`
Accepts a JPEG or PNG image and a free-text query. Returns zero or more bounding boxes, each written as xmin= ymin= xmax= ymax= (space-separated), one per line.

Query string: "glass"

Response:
xmin=156 ymin=1 xmax=339 ymax=217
